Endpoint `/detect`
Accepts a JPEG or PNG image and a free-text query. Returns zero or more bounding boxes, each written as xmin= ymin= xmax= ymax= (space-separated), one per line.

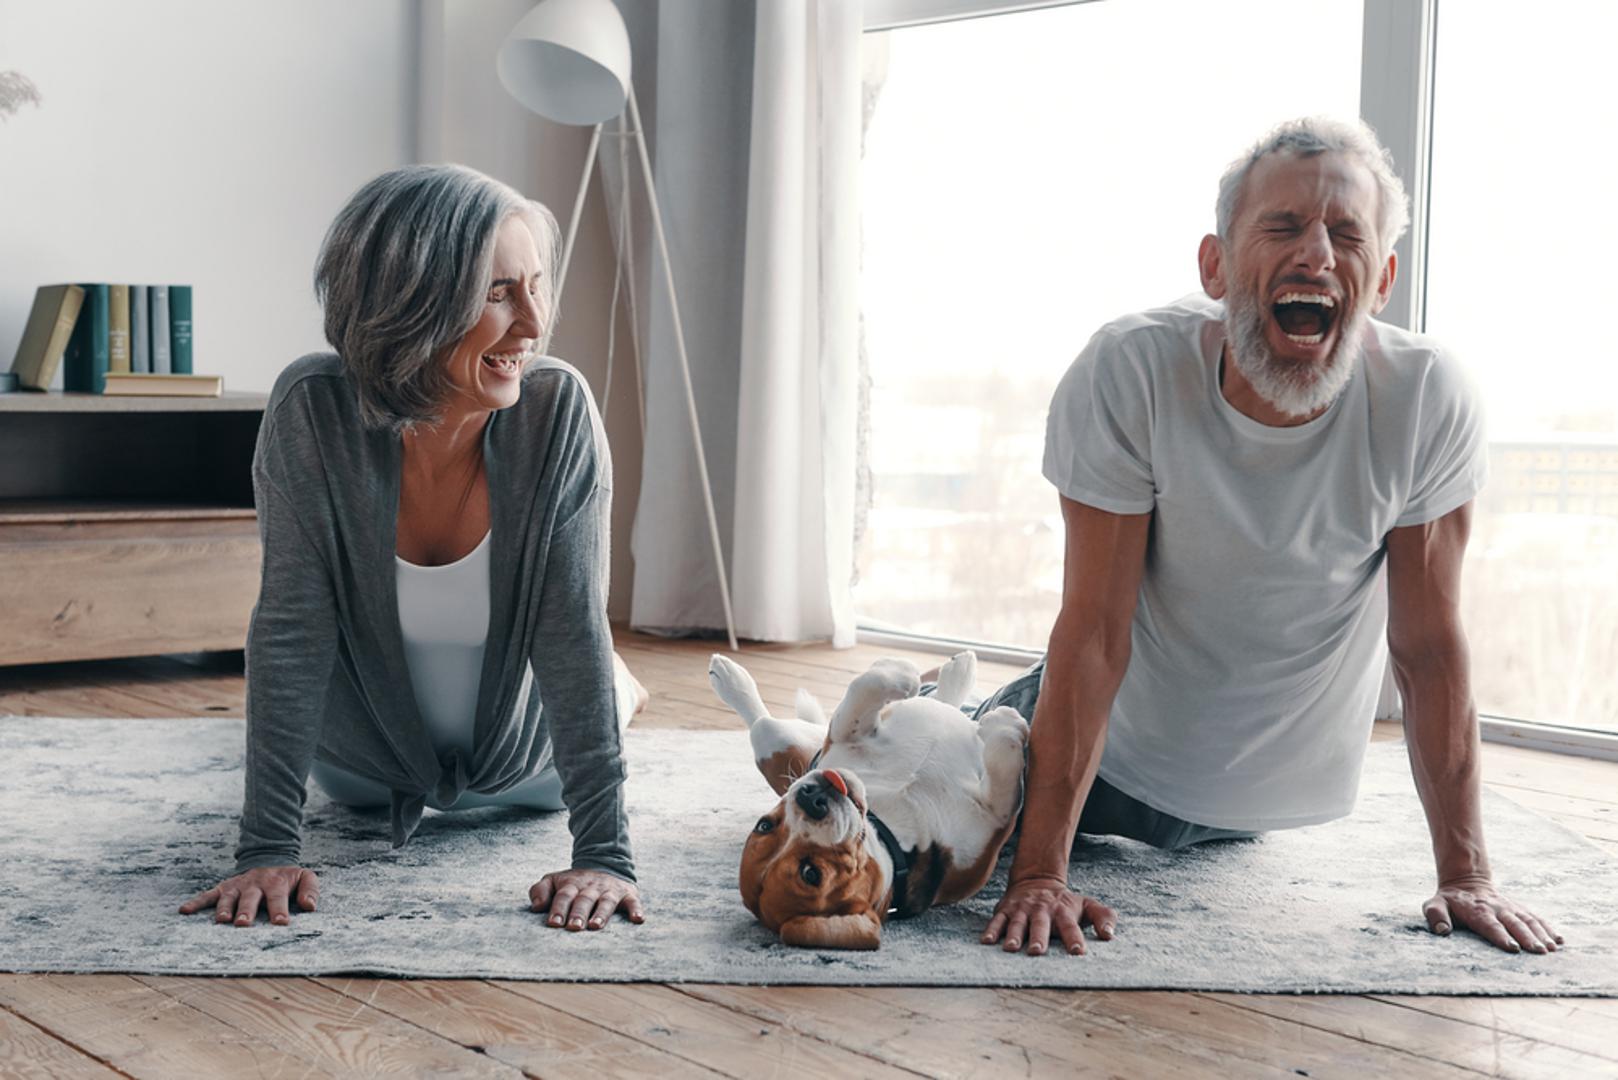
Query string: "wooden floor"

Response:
xmin=2 ymin=630 xmax=1615 ymax=1079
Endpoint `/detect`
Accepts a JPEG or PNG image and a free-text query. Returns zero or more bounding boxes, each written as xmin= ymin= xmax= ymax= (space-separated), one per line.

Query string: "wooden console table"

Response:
xmin=0 ymin=391 xmax=267 ymax=665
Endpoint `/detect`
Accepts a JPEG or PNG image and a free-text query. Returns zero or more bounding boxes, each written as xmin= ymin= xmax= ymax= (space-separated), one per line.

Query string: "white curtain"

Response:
xmin=624 ymin=0 xmax=861 ymax=646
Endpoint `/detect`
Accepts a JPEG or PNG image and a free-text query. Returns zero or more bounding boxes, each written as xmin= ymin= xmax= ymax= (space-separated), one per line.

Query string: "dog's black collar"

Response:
xmin=807 ymin=747 xmax=916 ymax=919
xmin=867 ymin=810 xmax=916 ymax=919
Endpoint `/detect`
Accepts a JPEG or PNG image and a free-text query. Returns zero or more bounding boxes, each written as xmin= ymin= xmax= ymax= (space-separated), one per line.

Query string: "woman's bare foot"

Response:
xmin=613 ymin=652 xmax=650 ymax=716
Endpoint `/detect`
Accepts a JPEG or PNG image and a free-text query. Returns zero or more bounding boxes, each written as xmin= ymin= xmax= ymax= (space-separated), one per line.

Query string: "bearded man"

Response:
xmin=975 ymin=117 xmax=1561 ymax=959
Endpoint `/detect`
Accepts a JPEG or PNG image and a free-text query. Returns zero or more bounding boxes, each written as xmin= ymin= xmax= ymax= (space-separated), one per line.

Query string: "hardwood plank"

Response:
xmin=1369 ymin=994 xmax=1618 ymax=1065
xmin=0 ymin=1004 xmax=121 ymax=1079
xmin=1010 ymin=988 xmax=1479 ymax=1078
xmin=1202 ymin=992 xmax=1617 ymax=1079
xmin=499 ymin=981 xmax=926 ymax=1078
xmin=0 ymin=973 xmax=339 ymax=1078
xmin=677 ymin=984 xmax=1099 ymax=1078
xmin=131 ymin=975 xmax=519 ymax=1077
xmin=315 ymin=976 xmax=724 ymax=1078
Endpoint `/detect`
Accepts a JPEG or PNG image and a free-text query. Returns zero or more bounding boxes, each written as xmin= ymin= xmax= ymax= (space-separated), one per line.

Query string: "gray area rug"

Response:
xmin=2 ymin=717 xmax=1613 ymax=993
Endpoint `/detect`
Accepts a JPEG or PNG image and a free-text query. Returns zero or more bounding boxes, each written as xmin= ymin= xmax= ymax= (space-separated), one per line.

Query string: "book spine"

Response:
xmin=108 ymin=285 xmax=131 ymax=374
xmin=131 ymin=285 xmax=150 ymax=373
xmin=150 ymin=286 xmax=171 ymax=374
xmin=168 ymin=285 xmax=192 ymax=375
xmin=64 ymin=284 xmax=110 ymax=393
xmin=10 ymin=284 xmax=84 ymax=390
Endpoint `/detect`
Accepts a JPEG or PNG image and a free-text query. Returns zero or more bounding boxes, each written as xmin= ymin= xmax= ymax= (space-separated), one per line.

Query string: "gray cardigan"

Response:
xmin=234 ymin=353 xmax=633 ymax=881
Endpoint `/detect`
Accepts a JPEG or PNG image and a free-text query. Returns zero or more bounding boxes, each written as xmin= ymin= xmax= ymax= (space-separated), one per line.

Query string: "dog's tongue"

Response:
xmin=823 ymin=769 xmax=848 ymax=796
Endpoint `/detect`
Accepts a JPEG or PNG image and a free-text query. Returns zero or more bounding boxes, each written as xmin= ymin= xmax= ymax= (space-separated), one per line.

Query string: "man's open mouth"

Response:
xmin=1270 ymin=291 xmax=1337 ymax=346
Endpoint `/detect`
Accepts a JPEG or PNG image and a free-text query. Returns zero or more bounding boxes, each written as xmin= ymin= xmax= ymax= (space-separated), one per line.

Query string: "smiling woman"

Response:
xmin=177 ymin=163 xmax=650 ymax=938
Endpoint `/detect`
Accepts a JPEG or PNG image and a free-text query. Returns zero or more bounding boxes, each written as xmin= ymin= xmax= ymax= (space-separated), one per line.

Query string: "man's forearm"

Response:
xmin=1397 ymin=645 xmax=1491 ymax=886
xmin=1009 ymin=620 xmax=1125 ymax=883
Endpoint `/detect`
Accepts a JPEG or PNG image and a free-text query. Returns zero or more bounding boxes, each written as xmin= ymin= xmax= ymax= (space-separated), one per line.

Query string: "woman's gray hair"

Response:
xmin=314 ymin=163 xmax=561 ymax=431
xmin=1215 ymin=116 xmax=1410 ymax=256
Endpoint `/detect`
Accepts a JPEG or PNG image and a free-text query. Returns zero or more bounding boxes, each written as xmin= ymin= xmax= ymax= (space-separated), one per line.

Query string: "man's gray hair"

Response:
xmin=314 ymin=164 xmax=561 ymax=431
xmin=1215 ymin=117 xmax=1410 ymax=256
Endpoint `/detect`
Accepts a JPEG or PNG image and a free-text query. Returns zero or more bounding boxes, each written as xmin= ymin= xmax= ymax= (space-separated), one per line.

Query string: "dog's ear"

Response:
xmin=795 ymin=688 xmax=826 ymax=728
xmin=778 ymin=912 xmax=883 ymax=950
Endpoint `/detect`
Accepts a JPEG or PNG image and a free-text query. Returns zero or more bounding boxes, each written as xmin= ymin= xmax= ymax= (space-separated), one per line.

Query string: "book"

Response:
xmin=151 ymin=285 xmax=171 ymax=374
xmin=8 ymin=284 xmax=85 ymax=390
xmin=101 ymin=372 xmax=222 ymax=397
xmin=63 ymin=283 xmax=110 ymax=394
xmin=168 ymin=284 xmax=192 ymax=374
xmin=108 ymin=284 xmax=131 ymax=374
xmin=131 ymin=285 xmax=150 ymax=373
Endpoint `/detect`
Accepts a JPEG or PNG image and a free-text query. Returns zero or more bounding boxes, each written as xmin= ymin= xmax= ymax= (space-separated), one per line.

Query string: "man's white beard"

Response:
xmin=1225 ymin=286 xmax=1364 ymax=419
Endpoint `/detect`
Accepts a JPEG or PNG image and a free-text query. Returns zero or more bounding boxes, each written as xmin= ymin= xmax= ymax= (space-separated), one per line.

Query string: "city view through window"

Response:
xmin=854 ymin=0 xmax=1617 ymax=733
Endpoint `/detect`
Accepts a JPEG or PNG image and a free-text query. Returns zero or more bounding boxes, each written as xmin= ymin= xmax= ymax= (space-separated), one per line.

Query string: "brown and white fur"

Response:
xmin=709 ymin=651 xmax=1029 ymax=950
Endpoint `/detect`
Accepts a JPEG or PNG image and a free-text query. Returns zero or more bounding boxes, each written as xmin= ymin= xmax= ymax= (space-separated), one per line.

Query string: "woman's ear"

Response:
xmin=778 ymin=911 xmax=883 ymax=950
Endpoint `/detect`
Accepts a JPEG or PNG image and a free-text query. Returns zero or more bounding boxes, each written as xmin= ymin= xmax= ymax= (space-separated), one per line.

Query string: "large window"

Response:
xmin=1425 ymin=2 xmax=1618 ymax=732
xmin=855 ymin=0 xmax=1364 ymax=647
xmin=856 ymin=0 xmax=1618 ymax=735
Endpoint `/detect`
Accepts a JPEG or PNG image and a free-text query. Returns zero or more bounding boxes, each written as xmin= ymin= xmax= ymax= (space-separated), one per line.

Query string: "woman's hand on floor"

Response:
xmin=529 ymin=868 xmax=644 ymax=931
xmin=178 ymin=866 xmax=320 ymax=927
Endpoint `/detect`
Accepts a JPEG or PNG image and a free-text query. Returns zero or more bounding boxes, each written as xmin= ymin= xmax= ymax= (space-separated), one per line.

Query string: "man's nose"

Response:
xmin=1294 ymin=221 xmax=1336 ymax=274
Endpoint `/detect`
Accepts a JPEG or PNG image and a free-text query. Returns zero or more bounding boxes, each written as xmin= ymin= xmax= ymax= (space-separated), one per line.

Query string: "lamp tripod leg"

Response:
xmin=555 ymin=121 xmax=603 ymax=301
xmin=626 ymin=85 xmax=740 ymax=653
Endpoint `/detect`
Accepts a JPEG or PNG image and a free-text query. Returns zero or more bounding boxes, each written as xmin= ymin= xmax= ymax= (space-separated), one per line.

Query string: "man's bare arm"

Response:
xmin=982 ymin=495 xmax=1150 ymax=956
xmin=1386 ymin=501 xmax=1562 ymax=954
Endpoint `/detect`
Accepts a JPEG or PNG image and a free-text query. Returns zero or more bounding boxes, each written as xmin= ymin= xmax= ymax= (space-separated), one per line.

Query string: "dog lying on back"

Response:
xmin=708 ymin=651 xmax=1029 ymax=950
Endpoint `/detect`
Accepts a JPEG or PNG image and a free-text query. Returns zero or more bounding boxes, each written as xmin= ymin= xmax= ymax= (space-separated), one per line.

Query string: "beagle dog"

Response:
xmin=708 ymin=651 xmax=1029 ymax=950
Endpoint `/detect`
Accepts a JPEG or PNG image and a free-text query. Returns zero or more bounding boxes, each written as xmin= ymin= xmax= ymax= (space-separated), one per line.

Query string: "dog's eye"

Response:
xmin=799 ymin=859 xmax=822 ymax=887
xmin=754 ymin=818 xmax=773 ymax=834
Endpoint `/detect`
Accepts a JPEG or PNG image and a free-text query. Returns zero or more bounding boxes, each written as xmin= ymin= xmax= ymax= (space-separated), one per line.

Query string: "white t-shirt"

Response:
xmin=1043 ymin=294 xmax=1486 ymax=830
xmin=395 ymin=531 xmax=492 ymax=760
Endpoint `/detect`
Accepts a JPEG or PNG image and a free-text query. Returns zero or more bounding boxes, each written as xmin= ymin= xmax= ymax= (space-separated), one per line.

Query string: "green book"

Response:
xmin=168 ymin=284 xmax=193 ymax=375
xmin=64 ymin=283 xmax=111 ymax=394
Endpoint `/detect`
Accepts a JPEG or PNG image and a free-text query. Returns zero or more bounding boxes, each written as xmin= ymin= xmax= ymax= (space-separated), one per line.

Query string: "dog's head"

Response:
xmin=739 ymin=767 xmax=888 ymax=950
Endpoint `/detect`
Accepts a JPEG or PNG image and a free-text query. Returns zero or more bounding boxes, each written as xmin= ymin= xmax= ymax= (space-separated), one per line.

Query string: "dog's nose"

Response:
xmin=795 ymin=780 xmax=832 ymax=821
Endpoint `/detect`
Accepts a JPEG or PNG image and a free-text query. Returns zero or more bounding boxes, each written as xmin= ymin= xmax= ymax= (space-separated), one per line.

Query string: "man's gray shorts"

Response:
xmin=928 ymin=657 xmax=1257 ymax=851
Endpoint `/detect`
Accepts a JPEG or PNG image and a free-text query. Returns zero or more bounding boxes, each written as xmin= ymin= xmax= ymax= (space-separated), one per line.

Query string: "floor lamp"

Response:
xmin=497 ymin=0 xmax=740 ymax=652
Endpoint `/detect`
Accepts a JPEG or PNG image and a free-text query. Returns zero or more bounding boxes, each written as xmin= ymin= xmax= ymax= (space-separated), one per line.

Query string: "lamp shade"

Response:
xmin=497 ymin=0 xmax=632 ymax=126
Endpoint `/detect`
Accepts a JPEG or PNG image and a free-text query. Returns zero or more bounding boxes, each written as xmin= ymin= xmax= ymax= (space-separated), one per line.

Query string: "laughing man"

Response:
xmin=977 ymin=117 xmax=1561 ymax=958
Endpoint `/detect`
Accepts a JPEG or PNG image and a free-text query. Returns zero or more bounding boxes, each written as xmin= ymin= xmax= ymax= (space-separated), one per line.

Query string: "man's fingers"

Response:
xmin=622 ymin=890 xmax=646 ymax=924
xmin=179 ymin=887 xmax=219 ymax=915
xmin=586 ymin=893 xmax=620 ymax=931
xmin=215 ymin=890 xmax=238 ymax=924
xmin=235 ymin=887 xmax=264 ymax=927
xmin=529 ymin=876 xmax=555 ymax=912
xmin=1498 ymin=911 xmax=1545 ymax=954
xmin=296 ymin=870 xmax=320 ymax=913
xmin=1053 ymin=907 xmax=1086 ymax=956
xmin=981 ymin=911 xmax=1008 ymax=945
xmin=1026 ymin=909 xmax=1054 ymax=957
xmin=546 ymin=885 xmax=579 ymax=927
xmin=1524 ymin=913 xmax=1560 ymax=950
xmin=1082 ymin=898 xmax=1118 ymax=939
xmin=1465 ymin=907 xmax=1518 ymax=953
xmin=266 ymin=889 xmax=292 ymax=927
xmin=1423 ymin=895 xmax=1452 ymax=935
xmin=1002 ymin=910 xmax=1030 ymax=953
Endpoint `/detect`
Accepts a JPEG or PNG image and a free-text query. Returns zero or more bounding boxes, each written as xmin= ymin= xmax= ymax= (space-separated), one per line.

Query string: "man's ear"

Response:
xmin=778 ymin=912 xmax=883 ymax=950
xmin=1370 ymin=249 xmax=1398 ymax=315
xmin=1198 ymin=234 xmax=1227 ymax=300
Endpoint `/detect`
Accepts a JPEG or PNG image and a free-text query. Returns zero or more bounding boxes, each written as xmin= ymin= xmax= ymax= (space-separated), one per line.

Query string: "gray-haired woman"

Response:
xmin=180 ymin=164 xmax=646 ymax=933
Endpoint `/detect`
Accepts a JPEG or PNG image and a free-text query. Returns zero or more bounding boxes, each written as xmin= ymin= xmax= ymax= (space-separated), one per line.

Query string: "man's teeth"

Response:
xmin=1284 ymin=332 xmax=1325 ymax=345
xmin=1275 ymin=291 xmax=1335 ymax=308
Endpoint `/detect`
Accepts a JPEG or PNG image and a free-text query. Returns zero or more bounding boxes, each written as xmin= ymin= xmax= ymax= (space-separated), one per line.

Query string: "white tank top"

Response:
xmin=395 ymin=531 xmax=492 ymax=758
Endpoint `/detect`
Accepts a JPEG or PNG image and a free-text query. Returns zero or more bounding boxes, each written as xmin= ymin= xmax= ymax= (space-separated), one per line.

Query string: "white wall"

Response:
xmin=0 ymin=0 xmax=641 ymax=616
xmin=0 ymin=0 xmax=417 ymax=392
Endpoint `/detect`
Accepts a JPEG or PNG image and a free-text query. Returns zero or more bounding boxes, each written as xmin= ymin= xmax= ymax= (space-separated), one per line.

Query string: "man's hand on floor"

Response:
xmin=981 ymin=875 xmax=1116 ymax=956
xmin=179 ymin=866 xmax=320 ymax=927
xmin=1425 ymin=878 xmax=1563 ymax=954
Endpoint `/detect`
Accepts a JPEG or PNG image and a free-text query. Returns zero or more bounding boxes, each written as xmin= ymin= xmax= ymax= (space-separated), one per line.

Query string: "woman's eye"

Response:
xmin=754 ymin=818 xmax=773 ymax=834
xmin=799 ymin=860 xmax=821 ymax=887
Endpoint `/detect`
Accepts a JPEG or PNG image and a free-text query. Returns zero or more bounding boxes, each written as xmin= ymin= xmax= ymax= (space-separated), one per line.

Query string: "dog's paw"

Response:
xmin=978 ymin=705 xmax=1030 ymax=747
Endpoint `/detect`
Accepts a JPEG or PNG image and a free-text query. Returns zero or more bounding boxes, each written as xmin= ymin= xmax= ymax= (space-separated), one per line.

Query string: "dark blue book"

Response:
xmin=168 ymin=284 xmax=193 ymax=375
xmin=63 ymin=283 xmax=110 ymax=394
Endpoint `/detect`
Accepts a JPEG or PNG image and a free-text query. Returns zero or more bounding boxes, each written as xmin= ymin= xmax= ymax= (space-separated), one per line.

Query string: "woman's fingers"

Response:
xmin=296 ymin=869 xmax=320 ymax=912
xmin=179 ymin=886 xmax=219 ymax=915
